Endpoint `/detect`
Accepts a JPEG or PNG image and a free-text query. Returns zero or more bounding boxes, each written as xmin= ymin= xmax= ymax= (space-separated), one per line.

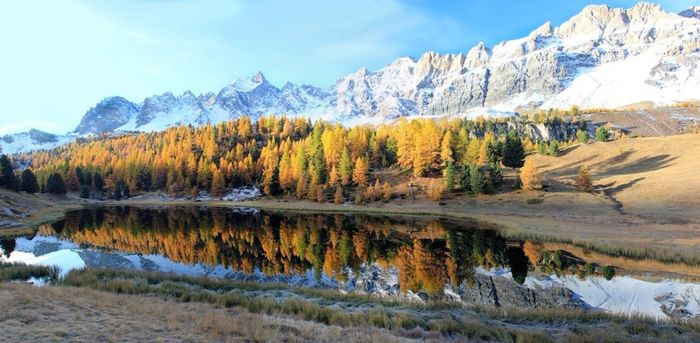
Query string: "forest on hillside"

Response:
xmin=1 ymin=114 xmax=610 ymax=202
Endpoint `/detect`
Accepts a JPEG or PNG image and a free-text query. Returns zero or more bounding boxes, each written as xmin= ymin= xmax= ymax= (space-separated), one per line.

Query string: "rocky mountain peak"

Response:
xmin=529 ymin=21 xmax=553 ymax=38
xmin=229 ymin=71 xmax=270 ymax=92
xmin=679 ymin=6 xmax=700 ymax=19
xmin=75 ymin=96 xmax=139 ymax=134
xmin=65 ymin=2 xmax=699 ymax=136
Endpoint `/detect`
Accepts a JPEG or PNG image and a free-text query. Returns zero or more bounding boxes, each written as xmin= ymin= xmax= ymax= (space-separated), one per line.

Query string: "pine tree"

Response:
xmin=0 ymin=155 xmax=17 ymax=191
xmin=20 ymin=169 xmax=39 ymax=194
xmin=443 ymin=161 xmax=455 ymax=192
xmin=577 ymin=166 xmax=593 ymax=192
xmin=486 ymin=141 xmax=501 ymax=165
xmin=352 ymin=157 xmax=369 ymax=187
xmin=520 ymin=158 xmax=542 ymax=191
xmin=76 ymin=167 xmax=85 ymax=186
xmin=488 ymin=162 xmax=503 ymax=188
xmin=46 ymin=173 xmax=67 ymax=195
xmin=79 ymin=185 xmax=90 ymax=199
xmin=595 ymin=127 xmax=610 ymax=142
xmin=311 ymin=147 xmax=327 ymax=185
xmin=548 ymin=140 xmax=560 ymax=157
xmin=83 ymin=171 xmax=93 ymax=188
xmin=459 ymin=164 xmax=471 ymax=192
xmin=338 ymin=147 xmax=353 ymax=186
xmin=93 ymin=172 xmax=104 ymax=191
xmin=469 ymin=164 xmax=485 ymax=194
xmin=577 ymin=130 xmax=589 ymax=143
xmin=502 ymin=132 xmax=525 ymax=169
xmin=536 ymin=141 xmax=547 ymax=155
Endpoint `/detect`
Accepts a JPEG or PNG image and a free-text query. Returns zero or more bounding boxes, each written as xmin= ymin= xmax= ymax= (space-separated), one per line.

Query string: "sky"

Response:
xmin=0 ymin=0 xmax=695 ymax=135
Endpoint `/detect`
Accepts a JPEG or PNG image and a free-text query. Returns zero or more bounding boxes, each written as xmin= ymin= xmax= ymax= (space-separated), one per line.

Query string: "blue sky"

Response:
xmin=0 ymin=0 xmax=694 ymax=135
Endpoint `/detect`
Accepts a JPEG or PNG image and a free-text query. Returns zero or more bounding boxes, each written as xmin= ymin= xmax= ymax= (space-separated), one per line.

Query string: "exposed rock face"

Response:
xmin=451 ymin=274 xmax=585 ymax=309
xmin=344 ymin=264 xmax=585 ymax=309
xmin=75 ymin=96 xmax=139 ymax=134
xmin=73 ymin=3 xmax=700 ymax=134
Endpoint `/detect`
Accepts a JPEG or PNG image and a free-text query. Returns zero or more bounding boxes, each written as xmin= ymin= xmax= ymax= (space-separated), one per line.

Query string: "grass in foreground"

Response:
xmin=0 ymin=262 xmax=58 ymax=283
xmin=49 ymin=268 xmax=700 ymax=342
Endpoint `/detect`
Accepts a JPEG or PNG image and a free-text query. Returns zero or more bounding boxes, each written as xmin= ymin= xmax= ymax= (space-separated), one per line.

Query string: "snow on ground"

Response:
xmin=221 ymin=186 xmax=261 ymax=201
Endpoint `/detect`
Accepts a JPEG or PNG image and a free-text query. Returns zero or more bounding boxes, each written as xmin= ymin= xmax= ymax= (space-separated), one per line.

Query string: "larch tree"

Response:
xmin=352 ymin=157 xmax=369 ymax=187
xmin=328 ymin=165 xmax=339 ymax=187
xmin=440 ymin=130 xmax=454 ymax=166
xmin=210 ymin=168 xmax=227 ymax=197
xmin=465 ymin=139 xmax=481 ymax=165
xmin=412 ymin=121 xmax=441 ymax=177
xmin=65 ymin=168 xmax=80 ymax=191
xmin=520 ymin=158 xmax=542 ymax=191
xmin=382 ymin=181 xmax=392 ymax=202
xmin=577 ymin=166 xmax=593 ymax=192
xmin=334 ymin=186 xmax=344 ymax=204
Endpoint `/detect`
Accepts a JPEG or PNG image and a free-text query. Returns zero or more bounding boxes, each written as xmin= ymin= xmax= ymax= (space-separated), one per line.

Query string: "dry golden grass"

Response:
xmin=533 ymin=133 xmax=700 ymax=222
xmin=0 ymin=283 xmax=407 ymax=343
xmin=0 ymin=189 xmax=83 ymax=235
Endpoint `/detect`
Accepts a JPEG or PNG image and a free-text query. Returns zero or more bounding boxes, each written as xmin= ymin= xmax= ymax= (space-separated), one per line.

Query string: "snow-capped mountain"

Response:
xmin=75 ymin=72 xmax=334 ymax=134
xmin=0 ymin=129 xmax=75 ymax=155
xmin=72 ymin=3 xmax=700 ymax=135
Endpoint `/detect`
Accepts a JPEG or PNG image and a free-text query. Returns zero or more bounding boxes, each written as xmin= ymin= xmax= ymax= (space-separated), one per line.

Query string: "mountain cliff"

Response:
xmin=72 ymin=3 xmax=699 ymax=135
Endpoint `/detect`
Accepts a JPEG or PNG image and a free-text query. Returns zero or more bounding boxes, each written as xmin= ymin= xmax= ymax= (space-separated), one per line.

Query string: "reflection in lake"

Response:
xmin=38 ymin=206 xmax=529 ymax=295
xmin=4 ymin=206 xmax=700 ymax=319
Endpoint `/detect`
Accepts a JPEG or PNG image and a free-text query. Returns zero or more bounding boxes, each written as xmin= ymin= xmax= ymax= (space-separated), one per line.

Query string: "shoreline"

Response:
xmin=7 ymin=187 xmax=700 ymax=267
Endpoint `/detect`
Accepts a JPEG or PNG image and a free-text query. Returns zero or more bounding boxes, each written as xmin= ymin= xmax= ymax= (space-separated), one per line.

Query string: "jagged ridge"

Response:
xmin=59 ymin=3 xmax=700 ymax=134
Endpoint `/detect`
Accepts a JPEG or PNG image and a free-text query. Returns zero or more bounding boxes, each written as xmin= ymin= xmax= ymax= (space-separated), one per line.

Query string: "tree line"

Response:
xmin=10 ymin=115 xmax=603 ymax=201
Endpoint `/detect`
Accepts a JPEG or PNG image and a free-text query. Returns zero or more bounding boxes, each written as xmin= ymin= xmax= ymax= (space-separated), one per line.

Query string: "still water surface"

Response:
xmin=2 ymin=206 xmax=700 ymax=319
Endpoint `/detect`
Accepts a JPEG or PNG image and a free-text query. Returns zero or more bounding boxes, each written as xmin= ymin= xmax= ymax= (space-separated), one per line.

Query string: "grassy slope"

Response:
xmin=0 ymin=283 xmax=405 ymax=343
xmin=0 ymin=190 xmax=82 ymax=237
xmin=4 ymin=266 xmax=700 ymax=342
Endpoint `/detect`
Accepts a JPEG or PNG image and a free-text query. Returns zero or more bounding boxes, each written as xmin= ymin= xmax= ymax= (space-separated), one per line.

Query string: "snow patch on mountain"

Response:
xmin=42 ymin=3 xmax=700 ymax=135
xmin=0 ymin=129 xmax=75 ymax=154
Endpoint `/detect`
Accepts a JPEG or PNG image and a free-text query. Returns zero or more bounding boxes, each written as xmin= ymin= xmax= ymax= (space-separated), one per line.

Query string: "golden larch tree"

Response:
xmin=520 ymin=158 xmax=542 ymax=190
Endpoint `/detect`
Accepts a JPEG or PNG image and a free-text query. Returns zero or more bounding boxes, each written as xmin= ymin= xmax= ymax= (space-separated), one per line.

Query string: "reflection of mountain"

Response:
xmin=46 ymin=207 xmax=525 ymax=296
xmin=6 ymin=206 xmax=700 ymax=319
